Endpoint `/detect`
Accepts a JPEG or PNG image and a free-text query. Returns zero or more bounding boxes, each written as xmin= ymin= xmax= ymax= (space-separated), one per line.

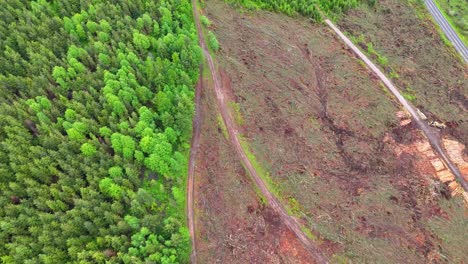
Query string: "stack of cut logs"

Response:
xmin=415 ymin=136 xmax=468 ymax=203
xmin=396 ymin=110 xmax=468 ymax=204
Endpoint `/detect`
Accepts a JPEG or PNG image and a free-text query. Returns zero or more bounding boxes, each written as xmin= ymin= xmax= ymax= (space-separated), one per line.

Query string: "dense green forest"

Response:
xmin=0 ymin=0 xmax=201 ymax=263
xmin=224 ymin=0 xmax=375 ymax=20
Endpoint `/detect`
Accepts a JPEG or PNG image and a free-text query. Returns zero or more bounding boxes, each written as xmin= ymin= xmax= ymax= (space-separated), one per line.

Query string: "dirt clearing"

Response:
xmin=204 ymin=0 xmax=468 ymax=262
xmin=193 ymin=63 xmax=317 ymax=263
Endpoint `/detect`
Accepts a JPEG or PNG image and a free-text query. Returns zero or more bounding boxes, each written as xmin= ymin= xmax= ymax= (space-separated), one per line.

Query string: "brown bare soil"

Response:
xmin=204 ymin=0 xmax=468 ymax=262
xmin=193 ymin=62 xmax=317 ymax=263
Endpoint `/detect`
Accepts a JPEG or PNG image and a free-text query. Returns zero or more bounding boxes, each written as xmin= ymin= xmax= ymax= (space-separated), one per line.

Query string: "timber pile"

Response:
xmin=415 ymin=139 xmax=468 ymax=203
xmin=395 ymin=111 xmax=468 ymax=203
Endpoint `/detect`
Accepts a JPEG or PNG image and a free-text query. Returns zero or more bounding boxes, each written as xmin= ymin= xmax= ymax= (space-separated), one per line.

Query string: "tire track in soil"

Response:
xmin=187 ymin=69 xmax=202 ymax=264
xmin=191 ymin=1 xmax=328 ymax=263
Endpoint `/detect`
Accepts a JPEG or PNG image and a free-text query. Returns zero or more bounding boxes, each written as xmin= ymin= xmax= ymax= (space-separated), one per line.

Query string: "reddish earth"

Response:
xmin=279 ymin=230 xmax=326 ymax=264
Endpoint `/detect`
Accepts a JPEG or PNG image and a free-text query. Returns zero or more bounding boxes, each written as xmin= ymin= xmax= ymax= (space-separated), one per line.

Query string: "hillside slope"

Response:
xmin=200 ymin=0 xmax=468 ymax=262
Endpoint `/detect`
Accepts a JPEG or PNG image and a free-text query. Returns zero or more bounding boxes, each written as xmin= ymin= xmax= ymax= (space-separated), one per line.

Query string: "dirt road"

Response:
xmin=191 ymin=1 xmax=328 ymax=263
xmin=325 ymin=19 xmax=468 ymax=192
xmin=187 ymin=69 xmax=203 ymax=264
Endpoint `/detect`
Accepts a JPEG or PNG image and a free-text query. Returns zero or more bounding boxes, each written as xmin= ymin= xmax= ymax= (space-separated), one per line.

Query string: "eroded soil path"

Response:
xmin=187 ymin=69 xmax=203 ymax=264
xmin=191 ymin=0 xmax=328 ymax=263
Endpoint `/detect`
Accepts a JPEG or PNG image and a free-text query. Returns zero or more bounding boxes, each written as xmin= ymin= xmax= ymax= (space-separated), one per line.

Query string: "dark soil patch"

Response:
xmin=391 ymin=122 xmax=419 ymax=144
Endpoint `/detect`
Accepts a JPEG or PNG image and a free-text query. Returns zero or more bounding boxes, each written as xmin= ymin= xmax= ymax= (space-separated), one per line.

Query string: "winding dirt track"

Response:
xmin=187 ymin=68 xmax=202 ymax=264
xmin=190 ymin=1 xmax=328 ymax=263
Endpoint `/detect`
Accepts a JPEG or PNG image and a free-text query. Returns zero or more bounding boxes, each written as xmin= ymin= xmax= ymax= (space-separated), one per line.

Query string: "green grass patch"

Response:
xmin=217 ymin=114 xmax=229 ymax=139
xmin=238 ymin=136 xmax=280 ymax=197
xmin=402 ymin=86 xmax=417 ymax=102
xmin=332 ymin=254 xmax=350 ymax=264
xmin=288 ymin=197 xmax=302 ymax=216
xmin=357 ymin=59 xmax=367 ymax=69
xmin=379 ymin=82 xmax=392 ymax=98
xmin=433 ymin=0 xmax=467 ymax=46
xmin=389 ymin=69 xmax=400 ymax=79
xmin=348 ymin=33 xmax=394 ymax=70
xmin=228 ymin=101 xmax=245 ymax=125
xmin=366 ymin=42 xmax=389 ymax=67
xmin=301 ymin=226 xmax=318 ymax=241
xmin=208 ymin=31 xmax=220 ymax=51
xmin=200 ymin=15 xmax=212 ymax=27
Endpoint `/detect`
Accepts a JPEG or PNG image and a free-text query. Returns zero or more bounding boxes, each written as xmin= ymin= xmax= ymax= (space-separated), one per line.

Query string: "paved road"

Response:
xmin=325 ymin=19 xmax=468 ymax=192
xmin=424 ymin=0 xmax=468 ymax=62
xmin=191 ymin=1 xmax=328 ymax=263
